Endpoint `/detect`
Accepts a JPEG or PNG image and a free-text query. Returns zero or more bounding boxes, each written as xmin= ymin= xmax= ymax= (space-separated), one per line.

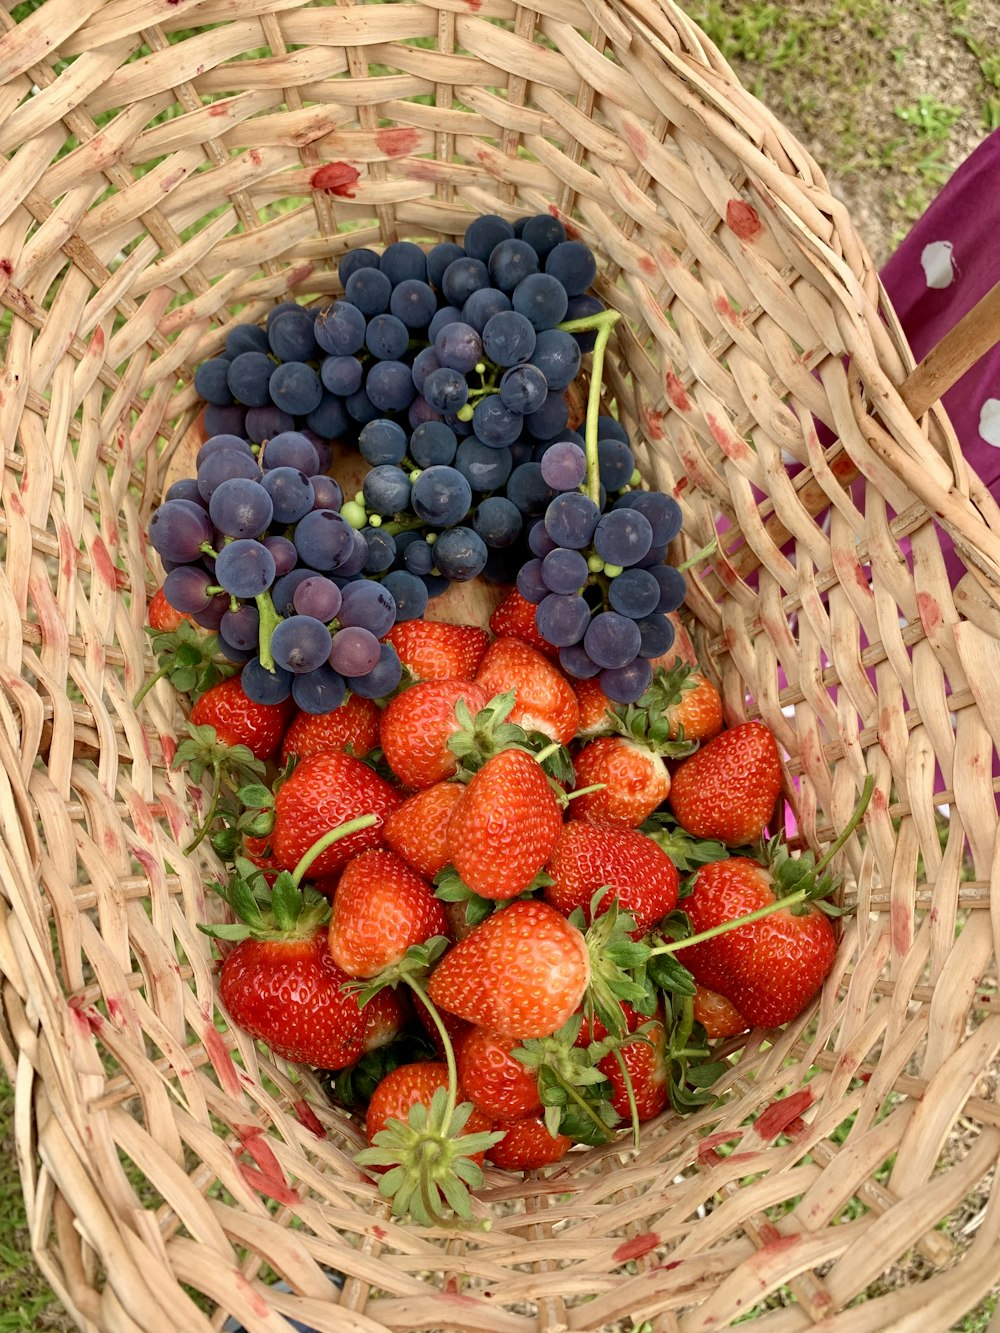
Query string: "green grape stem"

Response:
xmin=254 ymin=590 xmax=283 ymax=672
xmin=557 ymin=310 xmax=621 ymax=506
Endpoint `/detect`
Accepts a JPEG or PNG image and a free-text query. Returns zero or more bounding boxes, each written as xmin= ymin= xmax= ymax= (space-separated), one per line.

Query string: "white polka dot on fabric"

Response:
xmin=920 ymin=240 xmax=956 ymax=289
xmin=979 ymin=398 xmax=1000 ymax=447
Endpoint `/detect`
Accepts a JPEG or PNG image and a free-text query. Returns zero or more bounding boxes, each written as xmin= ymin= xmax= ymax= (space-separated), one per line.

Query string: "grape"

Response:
xmin=268 ymin=307 xmax=319 ymax=362
xmin=441 ymin=257 xmax=490 ymax=308
xmin=544 ymin=491 xmax=601 ymax=548
xmin=443 ymin=407 xmax=474 ymax=437
xmin=423 ymin=367 xmax=469 ymax=415
xmin=266 ymin=301 xmax=303 ymax=329
xmin=584 ymin=611 xmax=641 ymax=670
xmin=219 ymin=640 xmax=256 ymax=666
xmin=593 ymin=509 xmax=654 ymax=567
xmin=340 ymin=533 xmax=372 ymax=583
xmin=604 ymin=567 xmax=659 ymax=619
xmin=597 ymin=414 xmax=629 ymax=444
xmin=262 ymin=534 xmax=298 ymax=576
xmin=321 ymin=355 xmax=364 ymax=396
xmin=363 ymin=465 xmax=411 ymax=517
xmin=473 ymin=496 xmax=522 ymax=548
xmin=366 ymin=360 xmax=417 ymax=412
xmin=209 ymin=477 xmax=274 ymax=538
xmin=616 ymin=490 xmax=683 ymax=546
xmin=362 ymin=526 xmax=396 ymax=574
xmin=366 ymin=313 xmax=409 ymax=361
xmin=292 ymin=575 xmax=343 ymax=622
xmin=315 ymin=301 xmax=366 ymax=356
xmin=596 ymin=439 xmax=635 ymax=493
xmin=558 ymin=642 xmax=601 ymax=679
xmin=329 ymin=626 xmax=381 ymax=677
xmin=482 ymin=310 xmax=535 ymax=366
xmin=431 ymin=526 xmax=488 ymax=581
xmin=345 ymin=386 xmax=381 ymax=425
xmin=195 ymin=437 xmax=252 ymax=477
xmin=544 ymin=240 xmax=597 ymax=297
xmin=563 ymin=294 xmax=604 ymax=351
xmin=463 ymin=214 xmax=514 ymax=262
xmin=214 ymin=539 xmax=277 ymax=598
xmin=636 ymin=612 xmax=676 ymax=659
xmin=271 ymin=615 xmax=333 ymax=674
xmin=488 ymin=239 xmax=539 ymax=292
xmin=165 ymin=477 xmax=208 ymax=507
xmin=410 ymin=466 xmax=472 ymax=527
xmin=149 ymin=500 xmax=216 ymax=564
xmin=292 ymin=664 xmax=347 ymax=715
xmin=359 ymin=419 xmax=408 ymax=467
xmin=530 ymin=329 xmax=581 ymax=391
xmin=521 ymin=214 xmax=566 ymax=258
xmin=599 ymin=658 xmax=653 ymax=704
xmin=338 ymin=580 xmax=397 ymax=637
xmin=256 ymin=468 xmax=311 ymax=525
xmin=271 ymin=568 xmax=318 ymax=615
xmin=527 ymin=518 xmax=558 ymax=558
xmin=454 ymin=437 xmax=512 ymax=492
xmin=511 ymin=273 xmax=568 ymax=331
xmin=411 ymin=347 xmax=442 ymax=394
xmin=225 ymin=323 xmax=270 ymax=357
xmin=309 ymin=476 xmax=344 ymax=511
xmin=380 ymin=241 xmax=427 ymax=285
xmin=472 ymin=395 xmax=522 ymax=448
xmin=462 ymin=287 xmax=511 ymax=333
xmin=523 ymin=392 xmax=568 ymax=440
xmin=481 ymin=544 xmax=524 ymax=585
xmin=404 ymin=538 xmax=434 ymax=576
xmin=197 ymin=448 xmax=261 ymax=502
xmin=390 ymin=279 xmax=437 ymax=330
xmin=650 ymin=564 xmax=687 ymax=614
xmin=163 ymin=565 xmax=216 ymax=615
xmin=269 ymin=362 xmax=323 ymax=416
xmin=434 ymin=322 xmax=483 ymax=373
xmin=191 ymin=592 xmax=231 ymax=631
xmin=499 ymin=363 xmax=548 ymax=415
xmin=540 ymin=440 xmax=587 ymax=491
xmin=293 ymin=509 xmax=355 ymax=570
xmin=427 ymin=242 xmax=466 ymax=288
xmin=424 ymin=572 xmax=449 ymax=600
xmin=220 ymin=602 xmax=261 ymax=651
xmin=194 ymin=358 xmax=234 ymax=406
xmin=516 ymin=558 xmax=548 ymax=604
xmin=241 ymin=657 xmax=294 ymax=705
xmin=506 ymin=462 xmax=555 ymax=517
xmin=306 ymin=392 xmax=350 ymax=440
xmin=245 ymin=405 xmax=294 ymax=444
xmin=349 ymin=642 xmax=403 ymax=698
xmin=512 ymin=216 xmax=529 ymax=236
xmin=410 ymin=420 xmax=457 ymax=468
xmin=339 ymin=248 xmax=381 ymax=285
xmin=536 ymin=592 xmax=590 ymax=647
xmin=261 ymin=431 xmax=320 ymax=474
xmin=428 ymin=306 xmax=463 ymax=340
xmin=541 ymin=546 xmax=588 ymax=594
xmin=227 ymin=352 xmax=275 ymax=407
xmin=381 ymin=570 xmax=428 ymax=622
xmin=345 ymin=267 xmax=392 ymax=316
xmin=203 ymin=403 xmax=248 ymax=439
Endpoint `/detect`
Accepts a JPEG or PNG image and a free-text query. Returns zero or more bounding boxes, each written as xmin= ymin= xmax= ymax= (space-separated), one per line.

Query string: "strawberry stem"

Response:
xmin=184 ymin=762 xmax=225 ymax=854
xmin=558 ymin=309 xmax=621 ymax=506
xmin=564 ymin=783 xmax=605 ymax=803
xmin=132 ymin=660 xmax=173 ymax=709
xmin=608 ymin=1044 xmax=641 ymax=1150
xmin=533 ymin=740 xmax=562 ymax=766
xmin=404 ymin=976 xmax=459 ymax=1127
xmin=289 ymin=814 xmax=378 ymax=886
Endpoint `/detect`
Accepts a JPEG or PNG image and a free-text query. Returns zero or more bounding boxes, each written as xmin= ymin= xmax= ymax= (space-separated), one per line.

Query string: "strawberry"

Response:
xmin=486 ymin=1116 xmax=572 ymax=1171
xmin=488 ymin=587 xmax=560 ymax=659
xmin=327 ymin=849 xmax=448 ymax=979
xmin=383 ymin=781 xmax=464 ymax=879
xmin=680 ymin=856 xmax=836 ymax=1028
xmin=280 ymin=694 xmax=380 ymax=765
xmin=662 ymin=667 xmax=723 ymax=742
xmin=575 ymin=1000 xmax=645 ymax=1047
xmin=148 ymin=583 xmax=191 ymax=631
xmin=569 ymin=736 xmax=672 ymax=829
xmin=270 ymin=751 xmax=402 ymax=878
xmin=668 ymin=721 xmax=782 ymax=846
xmin=364 ymin=1062 xmax=495 ymax=1166
xmin=446 ymin=748 xmax=563 ymax=901
xmin=692 ymin=984 xmax=749 ymax=1040
xmin=379 ymin=679 xmax=490 ymax=789
xmin=456 ymin=1027 xmax=542 ymax=1120
xmin=411 ymin=989 xmax=471 ymax=1060
xmin=575 ymin=677 xmax=618 ymax=739
xmin=597 ymin=1017 xmax=669 ymax=1122
xmin=383 ymin=620 xmax=489 ymax=681
xmin=427 ymin=900 xmax=590 ymax=1039
xmin=359 ymin=986 xmax=408 ymax=1052
xmin=190 ymin=674 xmax=294 ymax=762
xmin=544 ymin=820 xmax=679 ymax=935
xmin=475 ymin=638 xmax=579 ymax=745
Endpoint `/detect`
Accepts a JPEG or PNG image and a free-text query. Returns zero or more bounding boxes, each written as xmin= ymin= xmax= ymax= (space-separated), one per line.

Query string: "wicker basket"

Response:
xmin=3 ymin=1 xmax=1000 ymax=1329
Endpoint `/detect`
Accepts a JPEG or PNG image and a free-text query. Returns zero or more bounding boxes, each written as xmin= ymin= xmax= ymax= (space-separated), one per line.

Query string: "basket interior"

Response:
xmin=2 ymin=0 xmax=1000 ymax=1329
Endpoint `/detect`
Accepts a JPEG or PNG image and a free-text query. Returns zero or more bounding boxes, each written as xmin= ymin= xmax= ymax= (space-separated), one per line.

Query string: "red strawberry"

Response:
xmin=457 ymin=1027 xmax=542 ymax=1120
xmin=570 ymin=736 xmax=671 ymax=829
xmin=383 ymin=781 xmax=464 ymax=879
xmin=148 ymin=583 xmax=191 ymax=631
xmin=190 ymin=674 xmax=294 ymax=762
xmin=487 ymin=1116 xmax=572 ymax=1171
xmin=364 ymin=1062 xmax=495 ymax=1165
xmin=575 ymin=677 xmax=617 ymax=739
xmin=379 ymin=679 xmax=490 ymax=789
xmin=447 ymin=748 xmax=563 ymax=901
xmin=411 ymin=989 xmax=471 ymax=1060
xmin=475 ymin=638 xmax=579 ymax=744
xmin=668 ymin=721 xmax=781 ymax=846
xmin=359 ymin=986 xmax=408 ymax=1053
xmin=544 ymin=820 xmax=679 ymax=935
xmin=489 ymin=587 xmax=560 ymax=659
xmin=280 ymin=694 xmax=380 ymax=765
xmin=575 ymin=1000 xmax=644 ymax=1047
xmin=427 ymin=900 xmax=590 ymax=1038
xmin=327 ymin=849 xmax=448 ymax=979
xmin=681 ymin=857 xmax=836 ymax=1028
xmin=271 ymin=751 xmax=402 ymax=878
xmin=692 ymin=984 xmax=749 ymax=1040
xmin=663 ymin=668 xmax=724 ymax=742
xmin=598 ymin=1018 xmax=669 ymax=1122
xmin=383 ymin=620 xmax=489 ymax=681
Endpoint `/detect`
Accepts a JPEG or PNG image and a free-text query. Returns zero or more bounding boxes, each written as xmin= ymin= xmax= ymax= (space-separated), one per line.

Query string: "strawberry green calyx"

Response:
xmin=640 ymin=811 xmax=732 ymax=878
xmin=133 ymin=622 xmax=234 ymax=709
xmin=512 ymin=1015 xmax=619 ymax=1146
xmin=199 ymin=858 xmax=330 ymax=944
xmin=576 ymin=893 xmax=650 ymax=1041
xmin=174 ymin=723 xmax=266 ymax=854
xmin=662 ymin=992 xmax=731 ymax=1115
xmin=447 ymin=692 xmax=575 ymax=783
xmin=608 ymin=663 xmax=701 ymax=756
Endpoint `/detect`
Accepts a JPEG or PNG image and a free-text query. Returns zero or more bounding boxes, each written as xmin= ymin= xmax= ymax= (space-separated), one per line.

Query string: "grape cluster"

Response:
xmin=157 ymin=212 xmax=690 ymax=707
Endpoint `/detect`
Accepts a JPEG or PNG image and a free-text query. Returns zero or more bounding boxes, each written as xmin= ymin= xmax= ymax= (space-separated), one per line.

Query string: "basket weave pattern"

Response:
xmin=2 ymin=1 xmax=1000 ymax=1329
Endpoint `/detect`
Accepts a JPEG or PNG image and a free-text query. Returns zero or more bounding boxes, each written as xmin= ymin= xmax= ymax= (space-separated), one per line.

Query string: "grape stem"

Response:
xmin=254 ymin=590 xmax=282 ymax=672
xmin=557 ymin=310 xmax=621 ymax=506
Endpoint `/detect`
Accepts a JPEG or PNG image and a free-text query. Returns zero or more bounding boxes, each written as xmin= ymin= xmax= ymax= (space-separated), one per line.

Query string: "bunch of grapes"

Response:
xmin=154 ymin=212 xmax=690 ymax=706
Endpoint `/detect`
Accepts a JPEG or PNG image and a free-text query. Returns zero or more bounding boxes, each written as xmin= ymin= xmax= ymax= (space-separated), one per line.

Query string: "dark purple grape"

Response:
xmin=410 ymin=421 xmax=457 ymax=468
xmin=337 ymin=580 xmax=397 ymax=637
xmin=650 ymin=564 xmax=687 ymax=614
xmin=410 ymin=466 xmax=472 ymax=527
xmin=432 ymin=526 xmax=487 ymax=581
xmin=427 ymin=242 xmax=466 ymax=288
xmin=321 ymin=355 xmax=364 ymax=397
xmin=499 ymin=364 xmax=548 ymax=415
xmin=379 ymin=241 xmax=427 ymax=285
xmin=241 ymin=657 xmax=293 ymax=704
xmin=482 ymin=310 xmax=535 ymax=367
xmin=544 ymin=240 xmax=597 ymax=297
xmin=428 ymin=307 xmax=463 ymax=341
xmin=292 ymin=575 xmax=343 ymax=622
xmin=423 ymin=367 xmax=469 ymax=415
xmin=535 ymin=593 xmax=590 ymax=647
xmin=191 ymin=591 xmax=231 ymax=631
xmin=454 ymin=437 xmax=512 ymax=493
xmin=362 ymin=526 xmax=396 ymax=574
xmin=511 ymin=273 xmax=568 ymax=331
xmin=219 ymin=603 xmax=261 ymax=652
xmin=558 ymin=642 xmax=601 ymax=679
xmin=163 ymin=565 xmax=216 ymax=615
xmin=462 ymin=286 xmax=511 ymax=333
xmin=194 ymin=358 xmax=234 ymax=406
xmin=366 ymin=313 xmax=409 ymax=361
xmin=488 ymin=238 xmax=540 ymax=292
xmin=593 ymin=509 xmax=654 ymax=567
xmin=268 ymin=307 xmax=319 ymax=362
xmin=390 ymin=279 xmax=437 ymax=330
xmin=262 ymin=534 xmax=298 ymax=577
xmin=245 ymin=405 xmax=295 ymax=445
xmin=196 ymin=448 xmax=261 ymax=501
xmin=527 ymin=518 xmax=558 ymax=558
xmin=381 ymin=570 xmax=428 ymax=622
xmin=636 ymin=612 xmax=676 ymax=659
xmin=227 ymin=351 xmax=274 ymax=407
xmin=363 ymin=465 xmax=411 ymax=517
xmin=338 ymin=249 xmax=381 ymax=285
xmin=598 ymin=438 xmax=635 ymax=492
xmin=345 ymin=267 xmax=392 ymax=317
xmin=271 ymin=568 xmax=318 ymax=616
xmin=270 ymin=615 xmax=333 ymax=674
xmin=530 ymin=329 xmax=581 ymax=392
xmin=315 ymin=301 xmax=366 ymax=356
xmin=516 ymin=558 xmax=549 ymax=604
xmin=359 ymin=419 xmax=408 ymax=467
xmin=463 ymin=214 xmax=514 ymax=262
xmin=472 ymin=395 xmax=523 ymax=448
xmin=441 ymin=257 xmax=490 ymax=308
xmin=209 ymin=477 xmax=274 ymax=538
xmin=540 ymin=440 xmax=587 ymax=491
xmin=366 ymin=360 xmax=416 ymax=412
xmin=599 ymin=657 xmax=653 ymax=704
xmin=607 ymin=567 xmax=662 ymax=619
xmin=149 ymin=499 xmax=214 ymax=563
xmin=584 ymin=611 xmax=642 ymax=670
xmin=348 ymin=642 xmax=403 ymax=698
xmin=523 ymin=392 xmax=569 ymax=440
xmin=306 ymin=392 xmax=350 ymax=440
xmin=564 ymin=294 xmax=604 ymax=351
xmin=293 ymin=509 xmax=355 ymax=570
xmin=292 ymin=664 xmax=347 ymax=715
xmin=473 ymin=496 xmax=522 ymax=548
xmin=260 ymin=431 xmax=320 ymax=475
xmin=165 ymin=477 xmax=208 ymax=507
xmin=434 ymin=322 xmax=483 ymax=374
xmin=328 ymin=626 xmax=381 ymax=677
xmin=521 ymin=214 xmax=566 ymax=259
xmin=506 ymin=462 xmax=555 ymax=517
xmin=225 ymin=323 xmax=270 ymax=357
xmin=411 ymin=346 xmax=442 ymax=394
xmin=203 ymin=403 xmax=248 ymax=439
xmin=269 ymin=362 xmax=323 ymax=416
xmin=309 ymin=476 xmax=343 ymax=511
xmin=214 ymin=539 xmax=277 ymax=598
xmin=541 ymin=546 xmax=588 ymax=595
xmin=261 ymin=467 xmax=315 ymax=525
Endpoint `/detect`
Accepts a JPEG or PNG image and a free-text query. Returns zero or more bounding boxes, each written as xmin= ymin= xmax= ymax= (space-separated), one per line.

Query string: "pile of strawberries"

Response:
xmin=148 ymin=580 xmax=866 ymax=1225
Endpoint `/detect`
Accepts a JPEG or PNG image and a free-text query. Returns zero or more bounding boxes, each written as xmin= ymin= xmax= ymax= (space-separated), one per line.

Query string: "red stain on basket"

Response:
xmin=6 ymin=487 xmax=23 ymax=517
xmin=106 ymin=997 xmax=124 ymax=1023
xmin=706 ymin=413 xmax=752 ymax=462
xmin=160 ymin=734 xmax=177 ymax=766
xmin=311 ymin=162 xmax=360 ymax=197
xmin=202 ymin=1010 xmax=242 ymax=1097
xmin=756 ymin=1227 xmax=800 ymax=1257
xmin=666 ymin=372 xmax=691 ymax=411
xmin=639 ymin=255 xmax=656 ymax=278
xmin=714 ymin=295 xmax=738 ymax=323
xmin=642 ymin=406 xmax=665 ymax=441
xmin=916 ymin=590 xmax=942 ymax=633
xmin=621 ymin=122 xmax=647 ymax=161
xmin=548 ymin=205 xmax=581 ymax=241
xmin=755 ymin=1089 xmax=813 ymax=1141
xmin=208 ymin=101 xmax=228 ymax=117
xmin=91 ymin=535 xmax=117 ymax=589
xmin=891 ymin=899 xmax=911 ymax=955
xmin=234 ymin=1272 xmax=272 ymax=1319
xmin=697 ymin=1130 xmax=739 ymax=1165
xmin=726 ymin=199 xmax=761 ymax=240
xmin=293 ymin=1099 xmax=327 ymax=1139
xmin=372 ymin=1224 xmax=388 ymax=1240
xmin=375 ymin=127 xmax=419 ymax=157
xmin=0 ymin=258 xmax=11 ymax=280
xmin=464 ymin=0 xmax=482 ymax=10
xmin=68 ymin=998 xmax=102 ymax=1034
xmin=613 ymin=1232 xmax=661 ymax=1263
xmin=673 ymin=476 xmax=689 ymax=495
